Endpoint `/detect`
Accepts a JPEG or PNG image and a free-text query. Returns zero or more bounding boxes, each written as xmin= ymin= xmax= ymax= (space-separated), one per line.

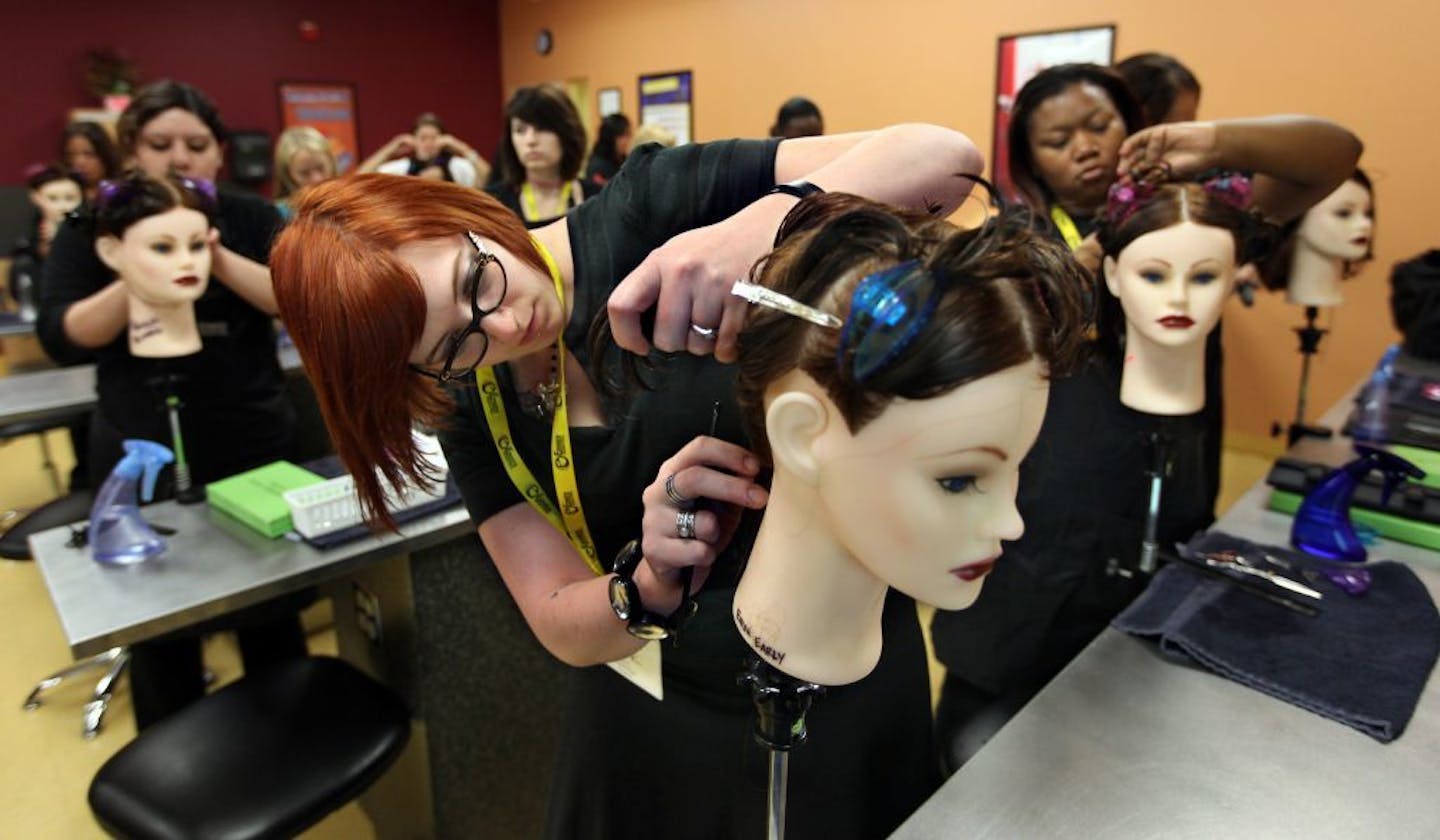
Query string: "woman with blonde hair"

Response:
xmin=272 ymin=126 xmax=337 ymax=218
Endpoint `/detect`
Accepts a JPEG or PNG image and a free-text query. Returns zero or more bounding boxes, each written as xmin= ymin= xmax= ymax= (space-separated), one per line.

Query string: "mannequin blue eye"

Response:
xmin=152 ymin=243 xmax=173 ymax=255
xmin=1140 ymin=270 xmax=1165 ymax=284
xmin=1192 ymin=272 xmax=1218 ymax=285
xmin=937 ymin=475 xmax=978 ymax=494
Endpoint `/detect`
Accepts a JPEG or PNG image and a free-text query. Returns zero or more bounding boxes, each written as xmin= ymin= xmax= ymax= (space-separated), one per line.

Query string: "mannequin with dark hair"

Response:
xmin=732 ymin=197 xmax=1089 ymax=685
xmin=1098 ymin=176 xmax=1254 ymax=414
xmin=1261 ymin=170 xmax=1375 ymax=306
xmin=93 ymin=172 xmax=218 ymax=358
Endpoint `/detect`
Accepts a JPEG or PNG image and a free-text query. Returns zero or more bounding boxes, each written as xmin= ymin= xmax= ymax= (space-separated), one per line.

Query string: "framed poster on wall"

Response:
xmin=638 ymin=70 xmax=693 ymax=145
xmin=277 ymin=82 xmax=360 ymax=174
xmin=993 ymin=25 xmax=1115 ymax=202
xmin=598 ymin=87 xmax=623 ymax=118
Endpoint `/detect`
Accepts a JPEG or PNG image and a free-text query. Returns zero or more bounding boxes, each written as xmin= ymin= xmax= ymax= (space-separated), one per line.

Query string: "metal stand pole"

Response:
xmin=151 ymin=372 xmax=205 ymax=505
xmin=740 ymin=657 xmax=824 ymax=840
xmin=1138 ymin=422 xmax=1174 ymax=575
xmin=1275 ymin=306 xmax=1334 ymax=446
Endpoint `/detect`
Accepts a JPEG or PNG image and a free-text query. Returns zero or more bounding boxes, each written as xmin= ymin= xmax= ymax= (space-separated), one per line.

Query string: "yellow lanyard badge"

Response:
xmin=521 ymin=180 xmax=574 ymax=224
xmin=475 ymin=236 xmax=601 ymax=575
xmin=1050 ymin=204 xmax=1084 ymax=252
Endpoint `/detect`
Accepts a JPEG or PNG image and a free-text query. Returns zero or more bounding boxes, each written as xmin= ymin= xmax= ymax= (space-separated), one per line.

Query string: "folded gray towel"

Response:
xmin=1113 ymin=531 xmax=1440 ymax=742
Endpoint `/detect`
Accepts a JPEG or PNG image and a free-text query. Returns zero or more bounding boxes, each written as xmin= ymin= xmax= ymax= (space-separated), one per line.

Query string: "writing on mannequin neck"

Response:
xmin=1100 ymin=178 xmax=1252 ymax=416
xmin=732 ymin=194 xmax=1090 ymax=685
xmin=94 ymin=172 xmax=217 ymax=358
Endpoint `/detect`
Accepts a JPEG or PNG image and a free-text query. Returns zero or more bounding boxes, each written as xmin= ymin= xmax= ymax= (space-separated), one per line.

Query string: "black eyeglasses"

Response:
xmin=412 ymin=231 xmax=508 ymax=384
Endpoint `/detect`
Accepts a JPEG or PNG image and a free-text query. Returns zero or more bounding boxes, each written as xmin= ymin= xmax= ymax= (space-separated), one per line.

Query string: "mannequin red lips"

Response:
xmin=173 ymin=275 xmax=201 ymax=287
xmin=1157 ymin=315 xmax=1194 ymax=329
xmin=950 ymin=557 xmax=997 ymax=581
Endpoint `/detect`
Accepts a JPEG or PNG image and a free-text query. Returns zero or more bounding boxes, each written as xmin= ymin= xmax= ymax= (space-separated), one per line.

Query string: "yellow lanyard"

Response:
xmin=1050 ymin=204 xmax=1084 ymax=251
xmin=474 ymin=237 xmax=601 ymax=575
xmin=520 ymin=180 xmax=574 ymax=223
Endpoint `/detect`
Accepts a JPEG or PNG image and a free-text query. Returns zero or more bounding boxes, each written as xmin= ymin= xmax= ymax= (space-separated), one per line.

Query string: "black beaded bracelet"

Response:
xmin=767 ymin=179 xmax=825 ymax=201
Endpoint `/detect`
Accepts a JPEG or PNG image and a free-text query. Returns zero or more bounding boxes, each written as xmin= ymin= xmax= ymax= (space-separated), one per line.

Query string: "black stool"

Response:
xmin=89 ymin=656 xmax=411 ymax=839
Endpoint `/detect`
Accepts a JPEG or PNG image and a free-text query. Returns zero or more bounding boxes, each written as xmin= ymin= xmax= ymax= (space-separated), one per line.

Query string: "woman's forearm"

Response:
xmin=775 ymin=123 xmax=985 ymax=217
xmin=61 ymin=279 xmax=130 ymax=348
xmin=1214 ymin=117 xmax=1362 ymax=222
xmin=212 ymin=244 xmax=279 ymax=315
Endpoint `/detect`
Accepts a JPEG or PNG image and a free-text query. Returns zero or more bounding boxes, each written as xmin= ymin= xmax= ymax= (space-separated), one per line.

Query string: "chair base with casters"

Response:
xmin=24 ymin=646 xmax=130 ymax=739
xmin=89 ymin=655 xmax=411 ymax=840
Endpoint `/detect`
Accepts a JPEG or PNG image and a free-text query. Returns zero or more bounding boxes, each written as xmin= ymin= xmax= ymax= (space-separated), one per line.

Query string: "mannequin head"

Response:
xmin=736 ymin=196 xmax=1089 ymax=609
xmin=1098 ymin=175 xmax=1252 ymax=413
xmin=95 ymin=172 xmax=217 ymax=309
xmin=1298 ymin=171 xmax=1374 ymax=267
xmin=1257 ymin=170 xmax=1374 ymax=306
xmin=27 ymin=166 xmax=84 ymax=225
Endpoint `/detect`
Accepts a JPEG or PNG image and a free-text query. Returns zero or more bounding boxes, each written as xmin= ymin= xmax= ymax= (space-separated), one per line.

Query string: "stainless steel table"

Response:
xmin=0 ymin=344 xmax=302 ymax=428
xmin=894 ymin=397 xmax=1440 ymax=838
xmin=30 ymin=499 xmax=472 ymax=658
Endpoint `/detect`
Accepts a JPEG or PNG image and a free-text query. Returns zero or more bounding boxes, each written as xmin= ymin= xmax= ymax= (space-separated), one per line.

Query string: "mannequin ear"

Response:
xmin=765 ymin=389 xmax=830 ymax=486
xmin=95 ymin=236 xmax=124 ymax=273
xmin=1102 ymin=255 xmax=1120 ymax=298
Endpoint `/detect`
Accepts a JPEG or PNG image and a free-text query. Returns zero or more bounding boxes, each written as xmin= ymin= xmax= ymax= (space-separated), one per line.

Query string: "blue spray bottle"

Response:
xmin=1291 ymin=444 xmax=1426 ymax=562
xmin=90 ymin=440 xmax=174 ymax=566
xmin=1351 ymin=344 xmax=1401 ymax=443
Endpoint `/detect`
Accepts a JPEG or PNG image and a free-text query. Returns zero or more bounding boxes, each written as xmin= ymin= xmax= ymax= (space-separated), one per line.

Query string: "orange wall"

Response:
xmin=500 ymin=0 xmax=1435 ymax=448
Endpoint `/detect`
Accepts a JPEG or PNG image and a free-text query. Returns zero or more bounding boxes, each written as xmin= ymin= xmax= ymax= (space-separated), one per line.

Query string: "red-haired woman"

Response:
xmin=272 ymin=124 xmax=982 ymax=838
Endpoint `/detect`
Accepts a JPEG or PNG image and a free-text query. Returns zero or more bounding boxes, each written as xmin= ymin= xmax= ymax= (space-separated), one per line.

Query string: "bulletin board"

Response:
xmin=638 ymin=71 xmax=693 ymax=145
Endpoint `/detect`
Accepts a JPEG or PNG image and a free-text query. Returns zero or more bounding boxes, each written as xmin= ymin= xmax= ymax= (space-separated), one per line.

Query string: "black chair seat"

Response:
xmin=89 ymin=656 xmax=411 ymax=840
xmin=0 ymin=490 xmax=93 ymax=560
xmin=0 ymin=410 xmax=90 ymax=441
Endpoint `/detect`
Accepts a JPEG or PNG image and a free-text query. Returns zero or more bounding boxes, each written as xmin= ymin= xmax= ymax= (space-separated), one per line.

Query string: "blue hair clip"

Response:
xmin=837 ymin=260 xmax=939 ymax=382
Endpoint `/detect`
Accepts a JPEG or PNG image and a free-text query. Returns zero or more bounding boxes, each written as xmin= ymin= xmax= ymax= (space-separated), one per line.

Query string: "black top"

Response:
xmin=37 ymin=188 xmax=294 ymax=483
xmin=441 ymin=138 xmax=939 ymax=839
xmin=583 ymin=153 xmax=621 ymax=188
xmin=484 ymin=177 xmax=602 ymax=230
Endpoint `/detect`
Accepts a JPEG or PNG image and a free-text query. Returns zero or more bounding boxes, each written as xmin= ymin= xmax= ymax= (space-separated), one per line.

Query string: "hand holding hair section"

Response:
xmin=730 ymin=193 xmax=1091 ymax=685
xmin=93 ymin=172 xmax=218 ymax=358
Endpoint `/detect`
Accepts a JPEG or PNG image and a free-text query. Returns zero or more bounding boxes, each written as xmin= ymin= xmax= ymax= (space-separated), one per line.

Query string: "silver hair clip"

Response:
xmin=731 ymin=279 xmax=842 ymax=329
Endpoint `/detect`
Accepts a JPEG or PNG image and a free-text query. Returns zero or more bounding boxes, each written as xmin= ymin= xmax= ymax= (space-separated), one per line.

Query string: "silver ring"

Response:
xmin=690 ymin=324 xmax=717 ymax=340
xmin=676 ymin=509 xmax=697 ymax=540
xmin=664 ymin=473 xmax=695 ymax=509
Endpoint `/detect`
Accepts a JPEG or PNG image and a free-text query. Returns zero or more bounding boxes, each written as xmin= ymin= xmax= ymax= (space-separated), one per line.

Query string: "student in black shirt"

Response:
xmin=37 ymin=80 xmax=307 ymax=729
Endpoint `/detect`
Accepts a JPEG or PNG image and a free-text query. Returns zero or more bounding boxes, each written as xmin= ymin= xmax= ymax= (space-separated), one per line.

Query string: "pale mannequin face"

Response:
xmin=64 ymin=135 xmax=106 ymax=186
xmin=806 ymin=360 xmax=1047 ymax=610
xmin=1105 ymin=221 xmax=1236 ymax=349
xmin=413 ymin=124 xmax=443 ymax=162
xmin=31 ymin=179 xmax=83 ymax=224
xmin=286 ymin=148 xmax=334 ymax=188
xmin=510 ymin=119 xmax=563 ymax=176
xmin=1027 ymin=82 xmax=1127 ymax=211
xmin=401 ymin=234 xmax=561 ymax=374
xmin=1298 ymin=179 xmax=1373 ymax=261
xmin=98 ymin=207 xmax=212 ymax=307
xmin=132 ymin=108 xmax=223 ymax=182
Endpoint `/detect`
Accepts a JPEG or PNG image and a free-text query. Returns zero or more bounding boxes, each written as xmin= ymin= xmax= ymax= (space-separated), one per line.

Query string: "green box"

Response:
xmin=206 ymin=461 xmax=325 ymax=538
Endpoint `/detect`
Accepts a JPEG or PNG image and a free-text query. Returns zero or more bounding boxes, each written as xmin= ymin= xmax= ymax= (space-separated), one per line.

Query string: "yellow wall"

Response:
xmin=500 ymin=0 xmax=1435 ymax=447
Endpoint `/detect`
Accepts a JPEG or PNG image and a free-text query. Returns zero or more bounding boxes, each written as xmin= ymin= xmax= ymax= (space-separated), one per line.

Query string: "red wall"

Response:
xmin=0 ymin=0 xmax=502 ymax=185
